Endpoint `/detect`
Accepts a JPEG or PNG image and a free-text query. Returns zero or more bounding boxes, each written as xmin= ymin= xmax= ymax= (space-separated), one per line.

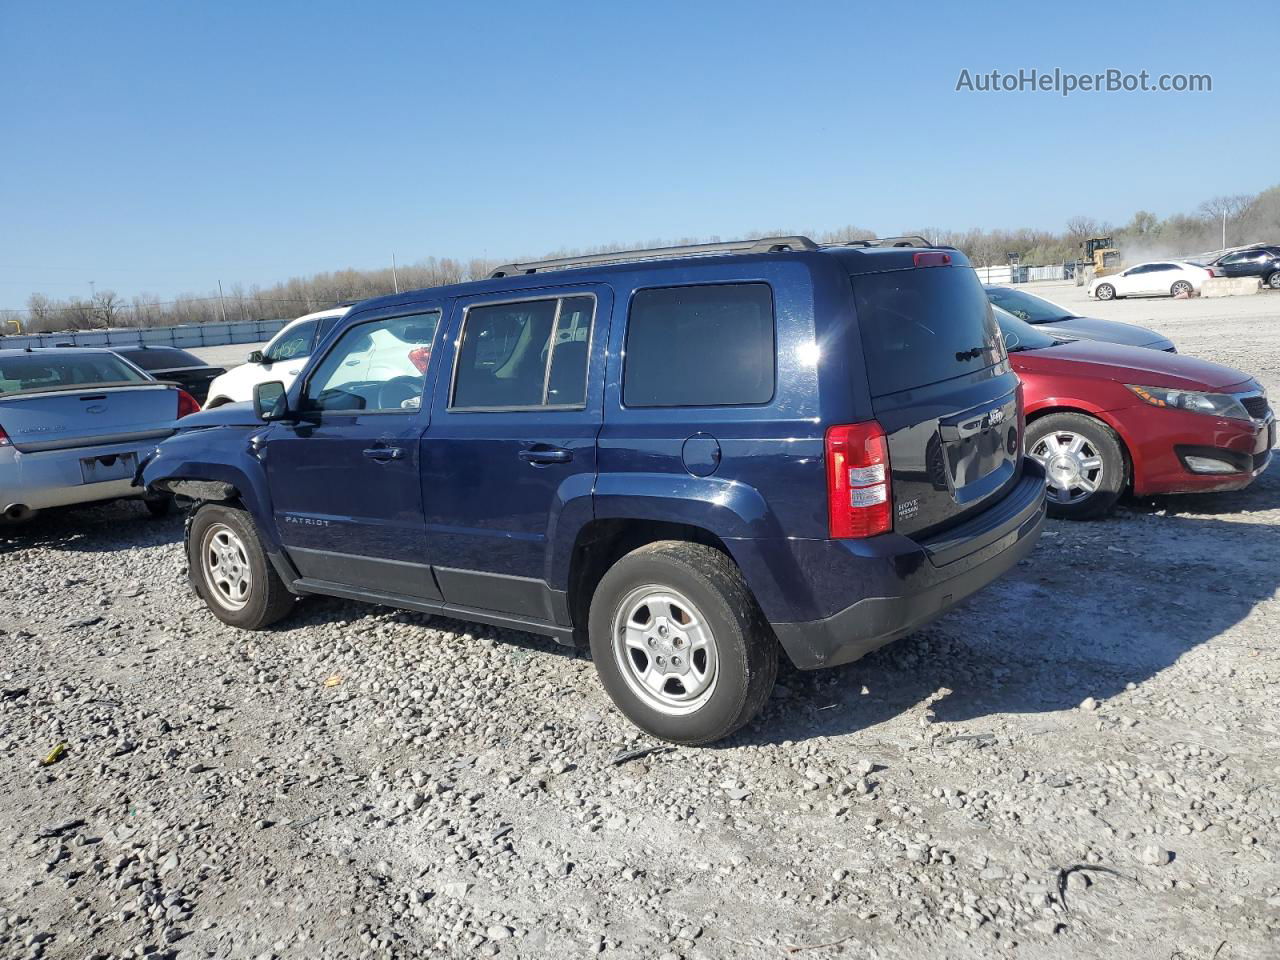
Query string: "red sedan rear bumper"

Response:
xmin=1112 ymin=405 xmax=1275 ymax=495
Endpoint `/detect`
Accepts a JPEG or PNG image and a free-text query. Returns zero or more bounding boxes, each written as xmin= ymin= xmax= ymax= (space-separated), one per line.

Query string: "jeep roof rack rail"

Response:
xmin=488 ymin=236 xmax=819 ymax=278
xmin=840 ymin=236 xmax=934 ymax=249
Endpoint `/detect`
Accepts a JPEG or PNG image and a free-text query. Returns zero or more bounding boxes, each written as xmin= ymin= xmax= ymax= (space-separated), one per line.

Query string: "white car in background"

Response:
xmin=1089 ymin=261 xmax=1210 ymax=301
xmin=202 ymin=307 xmax=348 ymax=408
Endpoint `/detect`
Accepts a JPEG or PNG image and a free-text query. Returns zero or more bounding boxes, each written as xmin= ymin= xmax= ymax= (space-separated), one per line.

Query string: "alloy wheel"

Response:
xmin=1029 ymin=431 xmax=1105 ymax=505
xmin=201 ymin=523 xmax=253 ymax=611
xmin=611 ymin=586 xmax=719 ymax=716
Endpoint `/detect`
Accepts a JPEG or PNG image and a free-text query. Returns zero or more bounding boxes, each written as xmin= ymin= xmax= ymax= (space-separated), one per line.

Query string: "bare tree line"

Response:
xmin=7 ymin=188 xmax=1279 ymax=335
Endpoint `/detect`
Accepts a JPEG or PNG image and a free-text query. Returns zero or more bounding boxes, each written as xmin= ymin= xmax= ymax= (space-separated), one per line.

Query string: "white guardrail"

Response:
xmin=0 ymin=318 xmax=290 ymax=351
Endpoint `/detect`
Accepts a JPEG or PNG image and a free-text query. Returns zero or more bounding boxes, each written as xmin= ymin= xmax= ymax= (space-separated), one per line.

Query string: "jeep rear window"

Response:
xmin=851 ymin=267 xmax=1004 ymax=397
xmin=624 ymin=283 xmax=774 ymax=407
xmin=451 ymin=296 xmax=595 ymax=410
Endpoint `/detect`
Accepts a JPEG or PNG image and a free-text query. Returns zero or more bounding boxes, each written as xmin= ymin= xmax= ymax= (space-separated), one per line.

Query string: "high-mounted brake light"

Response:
xmin=176 ymin=389 xmax=201 ymax=419
xmin=0 ymin=424 xmax=10 ymax=447
xmin=913 ymin=251 xmax=952 ymax=267
xmin=826 ymin=422 xmax=892 ymax=538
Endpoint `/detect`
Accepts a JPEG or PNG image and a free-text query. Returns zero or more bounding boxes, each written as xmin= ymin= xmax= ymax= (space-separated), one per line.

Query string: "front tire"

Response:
xmin=1171 ymin=280 xmax=1193 ymax=297
xmin=188 ymin=504 xmax=296 ymax=629
xmin=1026 ymin=413 xmax=1127 ymax=520
xmin=1266 ymin=272 xmax=1280 ymax=290
xmin=588 ymin=541 xmax=777 ymax=745
xmin=1095 ymin=283 xmax=1116 ymax=301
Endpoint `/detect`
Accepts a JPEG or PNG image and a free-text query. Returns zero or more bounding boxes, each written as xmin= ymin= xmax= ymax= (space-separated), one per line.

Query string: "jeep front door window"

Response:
xmin=303 ymin=312 xmax=441 ymax=413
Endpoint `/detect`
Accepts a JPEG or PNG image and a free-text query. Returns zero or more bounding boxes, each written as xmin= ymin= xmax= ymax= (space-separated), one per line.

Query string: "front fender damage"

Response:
xmin=153 ymin=478 xmax=239 ymax=501
xmin=139 ymin=423 xmax=302 ymax=594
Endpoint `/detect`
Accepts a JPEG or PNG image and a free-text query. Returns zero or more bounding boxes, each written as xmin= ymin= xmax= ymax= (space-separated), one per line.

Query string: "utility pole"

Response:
xmin=392 ymin=253 xmax=400 ymax=294
xmin=217 ymin=280 xmax=229 ymax=324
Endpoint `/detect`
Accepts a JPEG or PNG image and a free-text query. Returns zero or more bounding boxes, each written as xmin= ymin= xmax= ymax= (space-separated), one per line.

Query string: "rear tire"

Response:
xmin=1171 ymin=280 xmax=1193 ymax=297
xmin=188 ymin=503 xmax=295 ymax=629
xmin=1095 ymin=283 xmax=1116 ymax=301
xmin=1026 ymin=413 xmax=1127 ymax=520
xmin=1266 ymin=272 xmax=1280 ymax=290
xmin=588 ymin=541 xmax=777 ymax=745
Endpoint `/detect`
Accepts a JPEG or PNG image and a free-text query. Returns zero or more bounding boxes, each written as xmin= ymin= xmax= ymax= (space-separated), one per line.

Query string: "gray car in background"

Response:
xmin=984 ymin=286 xmax=1176 ymax=352
xmin=0 ymin=348 xmax=198 ymax=522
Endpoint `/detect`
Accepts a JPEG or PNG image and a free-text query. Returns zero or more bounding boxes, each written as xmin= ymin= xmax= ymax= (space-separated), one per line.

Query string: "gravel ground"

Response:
xmin=2 ymin=288 xmax=1278 ymax=960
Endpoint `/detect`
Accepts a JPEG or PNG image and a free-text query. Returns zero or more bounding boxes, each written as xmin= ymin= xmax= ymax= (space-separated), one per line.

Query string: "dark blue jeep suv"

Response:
xmin=141 ymin=236 xmax=1046 ymax=744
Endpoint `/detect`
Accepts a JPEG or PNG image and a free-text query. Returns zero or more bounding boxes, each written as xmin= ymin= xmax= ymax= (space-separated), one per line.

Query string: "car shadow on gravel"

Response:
xmin=0 ymin=500 xmax=182 ymax=555
xmin=1126 ymin=482 xmax=1280 ymax=519
xmin=733 ymin=509 xmax=1280 ymax=746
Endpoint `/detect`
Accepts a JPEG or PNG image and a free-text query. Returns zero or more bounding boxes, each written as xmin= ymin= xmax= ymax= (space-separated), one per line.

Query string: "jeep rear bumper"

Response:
xmin=771 ymin=463 xmax=1046 ymax=670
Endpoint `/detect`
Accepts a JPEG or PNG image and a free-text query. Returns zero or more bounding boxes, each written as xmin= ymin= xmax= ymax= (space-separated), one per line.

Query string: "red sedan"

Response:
xmin=995 ymin=309 xmax=1275 ymax=519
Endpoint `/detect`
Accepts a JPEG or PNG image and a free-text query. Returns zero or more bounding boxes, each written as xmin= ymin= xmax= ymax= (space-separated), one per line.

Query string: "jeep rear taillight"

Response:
xmin=826 ymin=422 xmax=892 ymax=538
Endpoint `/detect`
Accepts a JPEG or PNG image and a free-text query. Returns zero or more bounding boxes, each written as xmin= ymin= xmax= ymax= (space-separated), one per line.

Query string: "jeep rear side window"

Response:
xmin=451 ymin=296 xmax=594 ymax=410
xmin=851 ymin=268 xmax=1003 ymax=397
xmin=623 ymin=283 xmax=774 ymax=407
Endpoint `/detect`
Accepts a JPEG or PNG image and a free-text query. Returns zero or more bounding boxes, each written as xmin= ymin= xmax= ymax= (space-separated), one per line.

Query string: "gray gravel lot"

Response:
xmin=189 ymin=343 xmax=267 ymax=371
xmin=2 ymin=285 xmax=1278 ymax=960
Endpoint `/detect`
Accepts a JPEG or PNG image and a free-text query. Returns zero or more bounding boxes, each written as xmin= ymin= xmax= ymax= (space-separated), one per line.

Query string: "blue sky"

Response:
xmin=1 ymin=0 xmax=1274 ymax=307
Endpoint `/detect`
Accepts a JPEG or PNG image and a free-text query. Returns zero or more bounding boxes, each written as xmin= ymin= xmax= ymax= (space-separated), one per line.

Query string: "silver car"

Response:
xmin=0 ymin=348 xmax=196 ymax=522
xmin=984 ymin=286 xmax=1176 ymax=352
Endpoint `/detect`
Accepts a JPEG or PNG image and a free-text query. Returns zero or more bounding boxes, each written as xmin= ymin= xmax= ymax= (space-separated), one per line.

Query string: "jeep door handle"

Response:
xmin=362 ymin=446 xmax=404 ymax=462
xmin=519 ymin=446 xmax=572 ymax=465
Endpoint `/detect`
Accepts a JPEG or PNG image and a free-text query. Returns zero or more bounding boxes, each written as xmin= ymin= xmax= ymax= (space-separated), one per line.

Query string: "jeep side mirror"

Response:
xmin=247 ymin=349 xmax=266 ymax=364
xmin=253 ymin=381 xmax=289 ymax=421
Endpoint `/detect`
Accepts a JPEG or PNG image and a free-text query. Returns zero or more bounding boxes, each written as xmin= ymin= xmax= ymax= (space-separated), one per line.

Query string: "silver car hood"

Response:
xmin=1037 ymin=316 xmax=1172 ymax=350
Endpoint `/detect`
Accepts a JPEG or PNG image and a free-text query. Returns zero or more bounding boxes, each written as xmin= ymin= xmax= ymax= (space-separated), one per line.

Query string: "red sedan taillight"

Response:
xmin=176 ymin=390 xmax=200 ymax=419
xmin=825 ymin=422 xmax=892 ymax=538
xmin=408 ymin=346 xmax=432 ymax=374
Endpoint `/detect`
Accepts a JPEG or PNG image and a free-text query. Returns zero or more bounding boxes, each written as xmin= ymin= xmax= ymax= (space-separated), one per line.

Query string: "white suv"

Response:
xmin=203 ymin=307 xmax=348 ymax=408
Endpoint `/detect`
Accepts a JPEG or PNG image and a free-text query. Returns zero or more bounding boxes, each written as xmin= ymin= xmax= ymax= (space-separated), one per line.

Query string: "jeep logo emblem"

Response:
xmin=988 ymin=407 xmax=1006 ymax=426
